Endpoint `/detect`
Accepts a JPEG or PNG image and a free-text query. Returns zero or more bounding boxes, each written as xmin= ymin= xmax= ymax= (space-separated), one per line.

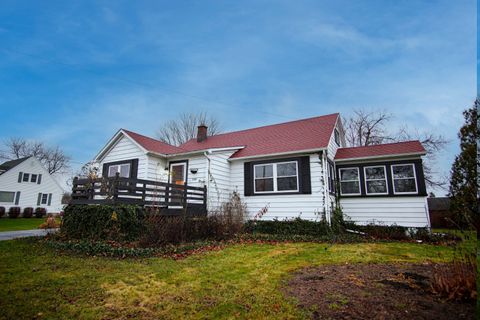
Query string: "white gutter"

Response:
xmin=334 ymin=152 xmax=426 ymax=163
xmin=148 ymin=146 xmax=245 ymax=159
xmin=228 ymin=147 xmax=327 ymax=161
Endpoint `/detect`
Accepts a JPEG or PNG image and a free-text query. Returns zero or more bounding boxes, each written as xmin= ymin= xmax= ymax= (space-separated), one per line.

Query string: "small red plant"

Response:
xmin=8 ymin=207 xmax=21 ymax=219
xmin=23 ymin=207 xmax=34 ymax=218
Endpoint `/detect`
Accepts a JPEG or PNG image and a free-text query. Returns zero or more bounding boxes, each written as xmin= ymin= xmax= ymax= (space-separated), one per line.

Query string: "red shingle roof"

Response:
xmin=179 ymin=113 xmax=339 ymax=158
xmin=122 ymin=129 xmax=185 ymax=155
xmin=335 ymin=141 xmax=426 ymax=160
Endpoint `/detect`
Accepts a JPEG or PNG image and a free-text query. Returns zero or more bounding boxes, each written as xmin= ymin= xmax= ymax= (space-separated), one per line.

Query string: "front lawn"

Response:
xmin=0 ymin=238 xmax=462 ymax=319
xmin=0 ymin=218 xmax=46 ymax=232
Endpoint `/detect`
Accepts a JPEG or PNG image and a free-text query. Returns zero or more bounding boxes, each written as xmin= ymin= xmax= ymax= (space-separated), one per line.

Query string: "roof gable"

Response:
xmin=122 ymin=129 xmax=185 ymax=155
xmin=180 ymin=113 xmax=339 ymax=159
xmin=335 ymin=141 xmax=426 ymax=161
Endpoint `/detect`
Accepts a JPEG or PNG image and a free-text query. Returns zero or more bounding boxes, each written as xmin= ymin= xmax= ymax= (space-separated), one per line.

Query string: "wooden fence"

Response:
xmin=70 ymin=174 xmax=207 ymax=215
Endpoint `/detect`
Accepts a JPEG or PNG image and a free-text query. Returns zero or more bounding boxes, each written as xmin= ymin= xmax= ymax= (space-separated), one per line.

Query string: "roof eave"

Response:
xmin=228 ymin=147 xmax=327 ymax=161
xmin=334 ymin=151 xmax=427 ymax=163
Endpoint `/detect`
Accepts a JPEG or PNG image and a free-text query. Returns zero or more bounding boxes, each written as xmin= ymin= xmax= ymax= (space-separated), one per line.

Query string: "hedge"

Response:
xmin=61 ymin=205 xmax=144 ymax=241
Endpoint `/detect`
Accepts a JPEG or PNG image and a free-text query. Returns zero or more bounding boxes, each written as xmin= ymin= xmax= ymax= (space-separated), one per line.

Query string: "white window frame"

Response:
xmin=0 ymin=191 xmax=15 ymax=203
xmin=391 ymin=163 xmax=418 ymax=195
xmin=108 ymin=163 xmax=131 ymax=178
xmin=41 ymin=193 xmax=48 ymax=205
xmin=339 ymin=167 xmax=361 ymax=196
xmin=169 ymin=162 xmax=187 ymax=185
xmin=364 ymin=165 xmax=388 ymax=195
xmin=253 ymin=161 xmax=299 ymax=194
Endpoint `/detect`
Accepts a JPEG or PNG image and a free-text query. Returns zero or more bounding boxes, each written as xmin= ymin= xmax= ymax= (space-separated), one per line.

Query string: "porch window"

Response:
xmin=108 ymin=163 xmax=131 ymax=178
xmin=392 ymin=164 xmax=417 ymax=194
xmin=339 ymin=167 xmax=360 ymax=195
xmin=364 ymin=166 xmax=388 ymax=194
xmin=254 ymin=161 xmax=298 ymax=193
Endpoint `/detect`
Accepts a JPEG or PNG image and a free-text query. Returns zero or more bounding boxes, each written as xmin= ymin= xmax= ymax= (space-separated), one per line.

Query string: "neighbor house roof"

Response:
xmin=122 ymin=129 xmax=185 ymax=155
xmin=0 ymin=157 xmax=29 ymax=174
xmin=334 ymin=141 xmax=426 ymax=161
xmin=179 ymin=113 xmax=340 ymax=159
xmin=427 ymin=197 xmax=450 ymax=211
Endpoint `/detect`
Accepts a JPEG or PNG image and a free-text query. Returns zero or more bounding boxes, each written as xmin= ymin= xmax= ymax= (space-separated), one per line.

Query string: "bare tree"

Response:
xmin=156 ymin=112 xmax=221 ymax=146
xmin=343 ymin=109 xmax=448 ymax=189
xmin=0 ymin=137 xmax=70 ymax=174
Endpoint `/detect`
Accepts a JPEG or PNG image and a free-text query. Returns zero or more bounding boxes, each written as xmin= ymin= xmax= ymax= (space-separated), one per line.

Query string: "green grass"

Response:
xmin=0 ymin=218 xmax=46 ymax=231
xmin=0 ymin=238 xmax=467 ymax=320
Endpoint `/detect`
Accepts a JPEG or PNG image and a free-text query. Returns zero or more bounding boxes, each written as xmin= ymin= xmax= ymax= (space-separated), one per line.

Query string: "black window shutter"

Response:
xmin=130 ymin=159 xmax=139 ymax=178
xmin=102 ymin=163 xmax=109 ymax=178
xmin=48 ymin=193 xmax=52 ymax=206
xmin=244 ymin=162 xmax=253 ymax=196
xmin=37 ymin=174 xmax=42 ymax=184
xmin=18 ymin=172 xmax=23 ymax=183
xmin=299 ymin=156 xmax=312 ymax=194
xmin=37 ymin=193 xmax=42 ymax=206
xmin=15 ymin=192 xmax=20 ymax=205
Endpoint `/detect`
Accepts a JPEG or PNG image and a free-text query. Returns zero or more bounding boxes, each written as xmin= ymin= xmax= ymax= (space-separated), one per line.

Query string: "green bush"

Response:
xmin=23 ymin=207 xmax=34 ymax=218
xmin=8 ymin=207 xmax=20 ymax=218
xmin=243 ymin=218 xmax=332 ymax=237
xmin=34 ymin=207 xmax=47 ymax=218
xmin=61 ymin=205 xmax=144 ymax=241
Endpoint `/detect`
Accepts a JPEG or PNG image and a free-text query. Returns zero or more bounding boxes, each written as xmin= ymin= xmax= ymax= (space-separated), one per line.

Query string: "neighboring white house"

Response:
xmin=0 ymin=156 xmax=64 ymax=213
xmin=92 ymin=113 xmax=431 ymax=228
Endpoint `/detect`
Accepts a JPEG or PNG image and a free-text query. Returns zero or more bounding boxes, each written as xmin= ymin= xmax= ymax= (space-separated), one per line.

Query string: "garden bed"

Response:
xmin=284 ymin=263 xmax=475 ymax=319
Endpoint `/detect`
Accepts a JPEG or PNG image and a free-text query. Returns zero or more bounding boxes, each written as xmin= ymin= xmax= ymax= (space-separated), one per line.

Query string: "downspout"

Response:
xmin=321 ymin=151 xmax=331 ymax=224
xmin=204 ymin=151 xmax=211 ymax=211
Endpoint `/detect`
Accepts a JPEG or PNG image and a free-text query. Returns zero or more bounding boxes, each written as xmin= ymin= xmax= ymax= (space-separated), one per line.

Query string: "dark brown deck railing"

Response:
xmin=70 ymin=173 xmax=207 ymax=214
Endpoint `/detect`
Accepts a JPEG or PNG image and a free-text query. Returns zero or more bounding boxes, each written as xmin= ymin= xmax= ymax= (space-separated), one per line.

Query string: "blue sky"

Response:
xmin=0 ymin=0 xmax=476 ymax=194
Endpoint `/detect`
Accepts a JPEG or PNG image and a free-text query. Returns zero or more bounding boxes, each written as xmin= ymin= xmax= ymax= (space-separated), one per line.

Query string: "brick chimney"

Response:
xmin=197 ymin=124 xmax=208 ymax=142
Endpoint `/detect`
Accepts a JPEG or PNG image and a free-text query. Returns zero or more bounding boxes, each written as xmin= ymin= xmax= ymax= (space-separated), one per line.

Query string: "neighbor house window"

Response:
xmin=364 ymin=166 xmax=388 ymax=195
xmin=107 ymin=163 xmax=131 ymax=178
xmin=31 ymin=174 xmax=37 ymax=183
xmin=41 ymin=193 xmax=48 ymax=205
xmin=22 ymin=173 xmax=30 ymax=182
xmin=392 ymin=164 xmax=417 ymax=194
xmin=254 ymin=161 xmax=298 ymax=193
xmin=339 ymin=168 xmax=361 ymax=195
xmin=0 ymin=191 xmax=15 ymax=203
xmin=334 ymin=128 xmax=340 ymax=146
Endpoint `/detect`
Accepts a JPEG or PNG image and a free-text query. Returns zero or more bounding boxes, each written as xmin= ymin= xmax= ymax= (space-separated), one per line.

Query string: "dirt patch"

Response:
xmin=283 ymin=263 xmax=475 ymax=320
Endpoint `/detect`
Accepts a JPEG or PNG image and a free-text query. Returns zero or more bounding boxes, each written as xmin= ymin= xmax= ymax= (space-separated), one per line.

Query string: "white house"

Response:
xmin=0 ymin=156 xmax=64 ymax=213
xmin=92 ymin=113 xmax=431 ymax=228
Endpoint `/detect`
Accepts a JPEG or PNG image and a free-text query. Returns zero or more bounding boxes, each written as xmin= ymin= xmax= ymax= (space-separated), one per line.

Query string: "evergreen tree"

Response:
xmin=448 ymin=100 xmax=478 ymax=232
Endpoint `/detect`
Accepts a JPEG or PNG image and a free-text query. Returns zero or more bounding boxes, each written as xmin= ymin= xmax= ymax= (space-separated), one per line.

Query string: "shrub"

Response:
xmin=431 ymin=254 xmax=477 ymax=301
xmin=23 ymin=207 xmax=34 ymax=218
xmin=0 ymin=207 xmax=5 ymax=218
xmin=34 ymin=207 xmax=47 ymax=218
xmin=8 ymin=207 xmax=21 ymax=218
xmin=61 ymin=205 xmax=144 ymax=241
xmin=243 ymin=218 xmax=331 ymax=237
xmin=139 ymin=192 xmax=247 ymax=246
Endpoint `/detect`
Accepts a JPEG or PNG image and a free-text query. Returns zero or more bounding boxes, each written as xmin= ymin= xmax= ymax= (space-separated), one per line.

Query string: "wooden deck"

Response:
xmin=70 ymin=174 xmax=207 ymax=215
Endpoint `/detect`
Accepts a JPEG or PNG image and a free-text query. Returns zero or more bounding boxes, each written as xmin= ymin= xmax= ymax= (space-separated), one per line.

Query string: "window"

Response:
xmin=170 ymin=162 xmax=187 ymax=185
xmin=31 ymin=174 xmax=37 ymax=183
xmin=41 ymin=193 xmax=48 ymax=205
xmin=23 ymin=173 xmax=30 ymax=182
xmin=254 ymin=161 xmax=298 ymax=193
xmin=334 ymin=128 xmax=340 ymax=146
xmin=328 ymin=162 xmax=335 ymax=194
xmin=339 ymin=168 xmax=360 ymax=195
xmin=0 ymin=191 xmax=15 ymax=203
xmin=107 ymin=163 xmax=131 ymax=178
xmin=392 ymin=164 xmax=417 ymax=194
xmin=364 ymin=166 xmax=388 ymax=194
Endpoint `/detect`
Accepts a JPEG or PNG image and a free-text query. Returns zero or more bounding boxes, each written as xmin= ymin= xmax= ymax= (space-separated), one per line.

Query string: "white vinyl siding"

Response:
xmin=340 ymin=197 xmax=430 ymax=228
xmin=100 ymin=135 xmax=148 ymax=179
xmin=0 ymin=157 xmax=64 ymax=212
xmin=230 ymin=154 xmax=325 ymax=220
